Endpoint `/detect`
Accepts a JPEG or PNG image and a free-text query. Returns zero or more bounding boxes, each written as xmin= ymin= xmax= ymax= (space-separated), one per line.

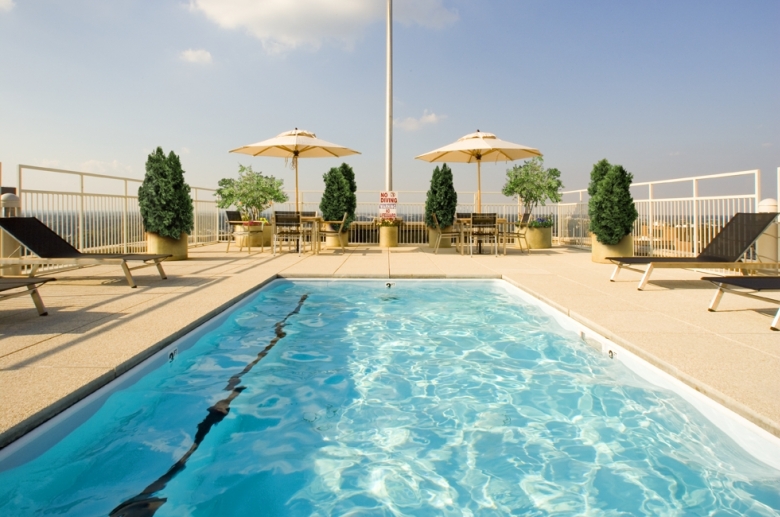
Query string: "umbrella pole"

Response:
xmin=476 ymin=158 xmax=482 ymax=213
xmin=295 ymin=159 xmax=299 ymax=212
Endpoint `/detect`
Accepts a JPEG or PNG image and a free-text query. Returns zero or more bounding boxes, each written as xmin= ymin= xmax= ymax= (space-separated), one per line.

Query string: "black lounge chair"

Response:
xmin=703 ymin=276 xmax=780 ymax=331
xmin=0 ymin=217 xmax=170 ymax=288
xmin=608 ymin=212 xmax=779 ymax=290
xmin=0 ymin=277 xmax=54 ymax=316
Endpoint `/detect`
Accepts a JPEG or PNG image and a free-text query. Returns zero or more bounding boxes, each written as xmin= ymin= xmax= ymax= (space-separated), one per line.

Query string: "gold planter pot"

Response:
xmin=526 ymin=227 xmax=552 ymax=249
xmin=147 ymin=232 xmax=188 ymax=261
xmin=379 ymin=226 xmax=399 ymax=247
xmin=591 ymin=234 xmax=634 ymax=263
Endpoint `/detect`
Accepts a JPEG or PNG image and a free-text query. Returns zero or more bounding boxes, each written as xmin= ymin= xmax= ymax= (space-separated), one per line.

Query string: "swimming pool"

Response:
xmin=1 ymin=279 xmax=779 ymax=515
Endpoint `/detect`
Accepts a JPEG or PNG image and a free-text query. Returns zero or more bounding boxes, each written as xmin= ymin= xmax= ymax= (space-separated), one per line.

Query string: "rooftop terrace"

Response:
xmin=1 ymin=243 xmax=778 ymax=449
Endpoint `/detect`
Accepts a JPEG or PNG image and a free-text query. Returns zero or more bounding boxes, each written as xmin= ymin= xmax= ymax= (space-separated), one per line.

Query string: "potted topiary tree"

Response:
xmin=215 ymin=164 xmax=288 ymax=248
xmin=502 ymin=157 xmax=563 ymax=249
xmin=138 ymin=147 xmax=194 ymax=260
xmin=424 ymin=164 xmax=457 ymax=248
xmin=588 ymin=159 xmax=638 ymax=263
xmin=319 ymin=166 xmax=353 ymax=248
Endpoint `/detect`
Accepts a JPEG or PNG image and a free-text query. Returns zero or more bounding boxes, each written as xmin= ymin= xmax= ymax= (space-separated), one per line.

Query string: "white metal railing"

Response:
xmin=15 ymin=165 xmax=219 ymax=254
xmin=7 ymin=166 xmax=774 ymax=255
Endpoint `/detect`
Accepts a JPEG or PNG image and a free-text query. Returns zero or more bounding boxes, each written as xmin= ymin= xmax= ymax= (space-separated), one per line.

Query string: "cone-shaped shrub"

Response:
xmin=138 ymin=147 xmax=194 ymax=240
xmin=424 ymin=163 xmax=458 ymax=228
xmin=331 ymin=163 xmax=357 ymax=224
xmin=588 ymin=160 xmax=638 ymax=245
xmin=319 ymin=167 xmax=353 ymax=231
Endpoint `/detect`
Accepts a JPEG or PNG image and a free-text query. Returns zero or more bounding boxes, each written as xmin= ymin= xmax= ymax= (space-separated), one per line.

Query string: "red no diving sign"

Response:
xmin=379 ymin=191 xmax=397 ymax=220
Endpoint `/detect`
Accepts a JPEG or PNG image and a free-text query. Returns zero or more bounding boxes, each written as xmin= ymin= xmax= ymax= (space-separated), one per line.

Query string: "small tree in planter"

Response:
xmin=424 ymin=164 xmax=458 ymax=248
xmin=335 ymin=163 xmax=357 ymax=225
xmin=138 ymin=147 xmax=194 ymax=260
xmin=502 ymin=157 xmax=563 ymax=217
xmin=502 ymin=157 xmax=563 ymax=249
xmin=215 ymin=164 xmax=288 ymax=247
xmin=319 ymin=167 xmax=353 ymax=247
xmin=588 ymin=159 xmax=638 ymax=262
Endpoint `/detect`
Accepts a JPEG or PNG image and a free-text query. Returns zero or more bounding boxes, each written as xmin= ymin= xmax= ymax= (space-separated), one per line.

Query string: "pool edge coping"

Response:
xmin=0 ymin=275 xmax=281 ymax=450
xmin=500 ymin=275 xmax=780 ymax=442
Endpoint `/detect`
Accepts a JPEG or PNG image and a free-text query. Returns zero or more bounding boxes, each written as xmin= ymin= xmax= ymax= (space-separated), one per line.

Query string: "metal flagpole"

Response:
xmin=385 ymin=0 xmax=393 ymax=191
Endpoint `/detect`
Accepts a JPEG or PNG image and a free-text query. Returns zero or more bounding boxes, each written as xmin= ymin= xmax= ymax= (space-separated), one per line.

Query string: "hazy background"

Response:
xmin=1 ymin=0 xmax=778 ymax=200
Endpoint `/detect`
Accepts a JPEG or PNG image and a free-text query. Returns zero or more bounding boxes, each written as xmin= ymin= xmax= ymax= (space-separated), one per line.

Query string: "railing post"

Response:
xmin=122 ymin=179 xmax=128 ymax=253
xmin=692 ymin=179 xmax=699 ymax=256
xmin=755 ymin=169 xmax=762 ymax=211
xmin=193 ymin=188 xmax=199 ymax=245
xmin=648 ymin=184 xmax=654 ymax=255
xmin=79 ymin=173 xmax=84 ymax=250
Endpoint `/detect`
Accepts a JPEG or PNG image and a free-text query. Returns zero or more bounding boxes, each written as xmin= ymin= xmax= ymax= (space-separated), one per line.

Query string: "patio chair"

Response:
xmin=225 ymin=210 xmax=250 ymax=253
xmin=300 ymin=211 xmax=318 ymax=251
xmin=0 ymin=217 xmax=170 ymax=288
xmin=318 ymin=212 xmax=348 ymax=253
xmin=513 ymin=212 xmax=532 ymax=254
xmin=431 ymin=213 xmax=462 ymax=254
xmin=272 ymin=211 xmax=304 ymax=256
xmin=469 ymin=213 xmax=500 ymax=257
xmin=0 ymin=277 xmax=55 ymax=316
xmin=702 ymin=276 xmax=780 ymax=331
xmin=609 ymin=212 xmax=780 ymax=290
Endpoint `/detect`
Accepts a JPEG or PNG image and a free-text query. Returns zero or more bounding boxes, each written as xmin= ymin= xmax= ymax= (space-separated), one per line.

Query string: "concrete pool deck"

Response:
xmin=1 ymin=243 xmax=779 ymax=449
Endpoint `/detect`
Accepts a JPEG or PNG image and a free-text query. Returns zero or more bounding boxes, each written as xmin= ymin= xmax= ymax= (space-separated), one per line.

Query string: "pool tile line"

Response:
xmin=501 ymin=275 xmax=780 ymax=441
xmin=108 ymin=293 xmax=310 ymax=517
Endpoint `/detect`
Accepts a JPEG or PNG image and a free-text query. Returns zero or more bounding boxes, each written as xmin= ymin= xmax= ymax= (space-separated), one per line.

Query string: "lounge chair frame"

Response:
xmin=703 ymin=276 xmax=780 ymax=331
xmin=0 ymin=277 xmax=54 ymax=316
xmin=0 ymin=217 xmax=170 ymax=288
xmin=272 ymin=211 xmax=304 ymax=256
xmin=318 ymin=212 xmax=348 ymax=253
xmin=608 ymin=212 xmax=780 ymax=290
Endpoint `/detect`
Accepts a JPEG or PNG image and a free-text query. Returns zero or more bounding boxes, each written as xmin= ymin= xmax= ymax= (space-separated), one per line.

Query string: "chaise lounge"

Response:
xmin=0 ymin=217 xmax=171 ymax=288
xmin=0 ymin=277 xmax=55 ymax=316
xmin=702 ymin=276 xmax=780 ymax=331
xmin=608 ymin=212 xmax=779 ymax=290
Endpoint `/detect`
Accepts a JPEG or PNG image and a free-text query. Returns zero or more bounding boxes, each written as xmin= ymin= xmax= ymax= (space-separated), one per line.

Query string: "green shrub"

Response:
xmin=424 ymin=163 xmax=458 ymax=228
xmin=138 ymin=147 xmax=194 ymax=239
xmin=215 ymin=165 xmax=287 ymax=221
xmin=588 ymin=159 xmax=638 ymax=245
xmin=319 ymin=168 xmax=353 ymax=231
xmin=330 ymin=163 xmax=357 ymax=224
xmin=502 ymin=157 xmax=563 ymax=216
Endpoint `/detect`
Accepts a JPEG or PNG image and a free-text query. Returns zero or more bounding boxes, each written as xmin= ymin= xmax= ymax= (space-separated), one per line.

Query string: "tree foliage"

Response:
xmin=330 ymin=163 xmax=357 ymax=223
xmin=501 ymin=157 xmax=563 ymax=215
xmin=424 ymin=163 xmax=458 ymax=228
xmin=138 ymin=147 xmax=194 ymax=239
xmin=215 ymin=165 xmax=288 ymax=221
xmin=319 ymin=167 xmax=353 ymax=231
xmin=588 ymin=159 xmax=639 ymax=245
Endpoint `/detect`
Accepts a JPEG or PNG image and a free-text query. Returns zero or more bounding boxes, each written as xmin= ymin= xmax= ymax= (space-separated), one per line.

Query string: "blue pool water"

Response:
xmin=1 ymin=280 xmax=779 ymax=516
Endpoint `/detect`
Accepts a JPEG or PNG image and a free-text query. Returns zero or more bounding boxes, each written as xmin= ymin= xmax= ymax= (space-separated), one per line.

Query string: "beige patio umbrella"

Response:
xmin=415 ymin=130 xmax=542 ymax=212
xmin=230 ymin=128 xmax=360 ymax=211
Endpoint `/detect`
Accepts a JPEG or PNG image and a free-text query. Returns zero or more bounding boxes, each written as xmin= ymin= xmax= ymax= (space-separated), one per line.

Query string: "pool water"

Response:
xmin=1 ymin=280 xmax=779 ymax=516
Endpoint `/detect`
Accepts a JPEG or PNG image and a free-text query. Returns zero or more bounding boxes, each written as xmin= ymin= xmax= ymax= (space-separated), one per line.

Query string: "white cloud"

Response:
xmin=188 ymin=0 xmax=458 ymax=54
xmin=394 ymin=109 xmax=445 ymax=131
xmin=180 ymin=49 xmax=213 ymax=64
xmin=0 ymin=0 xmax=14 ymax=13
xmin=761 ymin=143 xmax=773 ymax=148
xmin=80 ymin=159 xmax=134 ymax=175
xmin=180 ymin=147 xmax=192 ymax=155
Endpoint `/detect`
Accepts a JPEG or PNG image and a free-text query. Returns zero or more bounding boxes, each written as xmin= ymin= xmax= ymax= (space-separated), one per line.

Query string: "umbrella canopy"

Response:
xmin=415 ymin=130 xmax=541 ymax=212
xmin=230 ymin=128 xmax=360 ymax=211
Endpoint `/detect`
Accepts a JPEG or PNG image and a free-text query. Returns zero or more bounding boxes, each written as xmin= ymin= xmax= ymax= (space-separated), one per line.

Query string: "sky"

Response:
xmin=1 ymin=0 xmax=778 ymax=201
